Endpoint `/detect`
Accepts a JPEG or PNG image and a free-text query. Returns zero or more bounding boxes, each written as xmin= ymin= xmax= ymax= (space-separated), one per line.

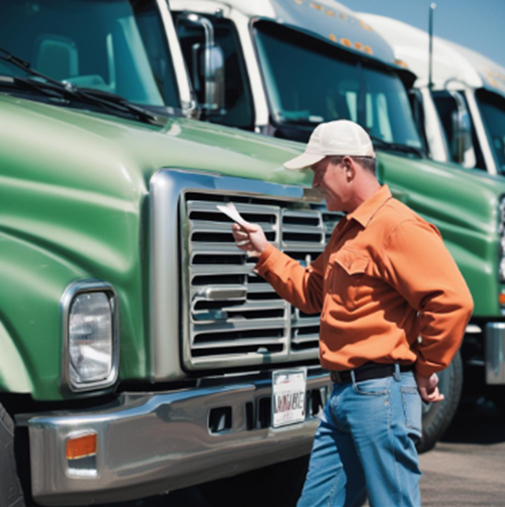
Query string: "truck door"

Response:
xmin=432 ymin=90 xmax=483 ymax=169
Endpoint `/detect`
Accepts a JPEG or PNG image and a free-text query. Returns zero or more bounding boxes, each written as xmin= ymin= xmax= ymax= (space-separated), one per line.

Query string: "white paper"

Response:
xmin=216 ymin=202 xmax=250 ymax=228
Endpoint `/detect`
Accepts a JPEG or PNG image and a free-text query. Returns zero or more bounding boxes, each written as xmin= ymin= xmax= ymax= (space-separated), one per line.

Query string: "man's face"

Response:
xmin=310 ymin=157 xmax=349 ymax=212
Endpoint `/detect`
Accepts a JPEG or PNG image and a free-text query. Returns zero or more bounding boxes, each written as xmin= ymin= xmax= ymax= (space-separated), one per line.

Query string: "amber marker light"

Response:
xmin=329 ymin=34 xmax=337 ymax=42
xmin=395 ymin=59 xmax=409 ymax=68
xmin=499 ymin=293 xmax=505 ymax=306
xmin=364 ymin=46 xmax=373 ymax=55
xmin=355 ymin=42 xmax=363 ymax=50
xmin=340 ymin=38 xmax=352 ymax=47
xmin=66 ymin=433 xmax=97 ymax=460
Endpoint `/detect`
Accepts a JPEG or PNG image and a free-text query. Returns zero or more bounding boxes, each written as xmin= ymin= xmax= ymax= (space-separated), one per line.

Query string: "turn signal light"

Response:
xmin=66 ymin=433 xmax=97 ymax=460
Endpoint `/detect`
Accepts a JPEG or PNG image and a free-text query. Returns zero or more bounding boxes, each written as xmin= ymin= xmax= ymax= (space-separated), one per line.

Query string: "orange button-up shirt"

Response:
xmin=255 ymin=185 xmax=473 ymax=377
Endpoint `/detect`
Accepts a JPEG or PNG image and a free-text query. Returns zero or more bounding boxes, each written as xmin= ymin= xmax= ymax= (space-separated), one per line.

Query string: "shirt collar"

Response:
xmin=346 ymin=185 xmax=392 ymax=228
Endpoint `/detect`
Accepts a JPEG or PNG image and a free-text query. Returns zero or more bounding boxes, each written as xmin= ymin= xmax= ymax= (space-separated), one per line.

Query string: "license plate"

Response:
xmin=272 ymin=368 xmax=307 ymax=428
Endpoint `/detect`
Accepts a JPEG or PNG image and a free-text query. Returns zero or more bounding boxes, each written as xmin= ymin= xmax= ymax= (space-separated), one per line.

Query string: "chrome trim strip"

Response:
xmin=28 ymin=371 xmax=330 ymax=506
xmin=149 ymin=169 xmax=323 ymax=381
xmin=465 ymin=323 xmax=482 ymax=334
xmin=485 ymin=322 xmax=505 ymax=384
xmin=60 ymin=280 xmax=120 ymax=394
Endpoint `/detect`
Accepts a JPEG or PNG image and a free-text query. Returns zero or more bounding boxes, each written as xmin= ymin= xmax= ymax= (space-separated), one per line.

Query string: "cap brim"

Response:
xmin=283 ymin=153 xmax=325 ymax=171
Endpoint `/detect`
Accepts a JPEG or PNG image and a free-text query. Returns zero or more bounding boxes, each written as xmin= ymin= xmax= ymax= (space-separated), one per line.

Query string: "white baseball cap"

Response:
xmin=284 ymin=120 xmax=375 ymax=170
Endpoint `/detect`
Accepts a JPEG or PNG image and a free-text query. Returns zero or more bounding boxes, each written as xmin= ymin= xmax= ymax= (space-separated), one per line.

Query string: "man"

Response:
xmin=232 ymin=120 xmax=473 ymax=507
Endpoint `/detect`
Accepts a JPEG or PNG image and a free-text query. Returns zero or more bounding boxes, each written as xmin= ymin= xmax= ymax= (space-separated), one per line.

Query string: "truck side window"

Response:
xmin=433 ymin=91 xmax=486 ymax=170
xmin=476 ymin=89 xmax=505 ymax=174
xmin=175 ymin=15 xmax=255 ymax=130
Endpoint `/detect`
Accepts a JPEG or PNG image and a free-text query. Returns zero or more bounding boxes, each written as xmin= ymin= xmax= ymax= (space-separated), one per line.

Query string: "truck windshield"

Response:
xmin=477 ymin=90 xmax=505 ymax=173
xmin=254 ymin=21 xmax=422 ymax=149
xmin=0 ymin=0 xmax=180 ymax=111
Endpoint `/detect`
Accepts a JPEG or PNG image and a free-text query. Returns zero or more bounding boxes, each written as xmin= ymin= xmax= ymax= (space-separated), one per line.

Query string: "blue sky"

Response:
xmin=349 ymin=0 xmax=505 ymax=68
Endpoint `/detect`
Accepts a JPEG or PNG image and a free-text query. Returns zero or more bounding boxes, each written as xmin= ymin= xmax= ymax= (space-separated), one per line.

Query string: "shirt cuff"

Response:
xmin=254 ymin=243 xmax=283 ymax=276
xmin=414 ymin=361 xmax=440 ymax=378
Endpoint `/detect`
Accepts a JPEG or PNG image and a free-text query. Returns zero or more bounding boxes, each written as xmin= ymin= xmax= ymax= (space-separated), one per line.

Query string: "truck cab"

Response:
xmin=360 ymin=13 xmax=505 ymax=178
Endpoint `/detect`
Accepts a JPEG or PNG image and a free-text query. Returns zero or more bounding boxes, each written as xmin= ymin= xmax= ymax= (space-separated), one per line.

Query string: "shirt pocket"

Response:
xmin=327 ymin=248 xmax=369 ymax=309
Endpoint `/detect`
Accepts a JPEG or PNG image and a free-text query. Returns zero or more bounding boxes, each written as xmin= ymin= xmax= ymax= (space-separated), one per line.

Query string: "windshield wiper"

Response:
xmin=71 ymin=87 xmax=159 ymax=124
xmin=369 ymin=135 xmax=424 ymax=157
xmin=0 ymin=47 xmax=161 ymax=125
xmin=0 ymin=47 xmax=72 ymax=90
xmin=5 ymin=76 xmax=72 ymax=100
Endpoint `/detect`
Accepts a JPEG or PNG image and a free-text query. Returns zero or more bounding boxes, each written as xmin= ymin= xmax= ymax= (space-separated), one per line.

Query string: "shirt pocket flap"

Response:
xmin=333 ymin=249 xmax=369 ymax=276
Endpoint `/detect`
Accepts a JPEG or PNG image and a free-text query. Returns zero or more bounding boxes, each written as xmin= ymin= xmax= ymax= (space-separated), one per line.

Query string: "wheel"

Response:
xmin=417 ymin=350 xmax=463 ymax=453
xmin=197 ymin=455 xmax=310 ymax=507
xmin=0 ymin=403 xmax=25 ymax=506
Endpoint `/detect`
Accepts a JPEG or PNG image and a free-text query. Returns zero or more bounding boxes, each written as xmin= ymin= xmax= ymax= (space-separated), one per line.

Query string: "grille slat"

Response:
xmin=190 ymin=221 xmax=278 ymax=234
xmin=190 ymin=265 xmax=249 ymax=276
xmin=193 ymin=337 xmax=286 ymax=349
xmin=192 ymin=319 xmax=286 ymax=335
xmin=292 ymin=335 xmax=320 ymax=344
xmin=183 ymin=194 xmax=339 ymax=368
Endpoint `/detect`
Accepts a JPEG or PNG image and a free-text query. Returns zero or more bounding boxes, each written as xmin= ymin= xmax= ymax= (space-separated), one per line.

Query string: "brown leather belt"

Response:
xmin=329 ymin=362 xmax=414 ymax=384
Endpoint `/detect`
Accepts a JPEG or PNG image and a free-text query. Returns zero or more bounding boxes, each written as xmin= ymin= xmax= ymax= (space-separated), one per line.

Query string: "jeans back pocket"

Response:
xmin=400 ymin=387 xmax=422 ymax=440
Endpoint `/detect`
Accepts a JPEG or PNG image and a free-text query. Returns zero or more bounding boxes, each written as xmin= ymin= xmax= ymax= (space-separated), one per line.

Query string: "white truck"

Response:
xmin=360 ymin=13 xmax=505 ymax=177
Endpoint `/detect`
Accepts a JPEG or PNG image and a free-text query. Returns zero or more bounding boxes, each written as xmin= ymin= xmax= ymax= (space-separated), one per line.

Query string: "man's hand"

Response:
xmin=232 ymin=223 xmax=268 ymax=258
xmin=415 ymin=372 xmax=445 ymax=403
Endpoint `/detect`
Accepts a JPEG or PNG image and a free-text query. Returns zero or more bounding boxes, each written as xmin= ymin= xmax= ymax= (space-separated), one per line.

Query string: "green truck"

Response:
xmin=0 ymin=0 xmax=339 ymax=505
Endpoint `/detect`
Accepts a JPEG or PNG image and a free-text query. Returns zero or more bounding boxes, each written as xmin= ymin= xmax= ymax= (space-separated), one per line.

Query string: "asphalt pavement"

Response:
xmin=417 ymin=399 xmax=505 ymax=507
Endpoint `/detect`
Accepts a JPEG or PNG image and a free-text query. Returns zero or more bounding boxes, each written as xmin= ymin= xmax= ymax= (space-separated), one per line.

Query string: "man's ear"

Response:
xmin=342 ymin=156 xmax=356 ymax=182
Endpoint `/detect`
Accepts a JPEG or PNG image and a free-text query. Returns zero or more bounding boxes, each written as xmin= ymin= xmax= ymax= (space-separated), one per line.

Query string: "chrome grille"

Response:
xmin=183 ymin=192 xmax=340 ymax=370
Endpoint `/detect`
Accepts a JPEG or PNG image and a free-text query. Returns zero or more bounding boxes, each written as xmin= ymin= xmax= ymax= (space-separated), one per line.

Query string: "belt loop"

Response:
xmin=350 ymin=369 xmax=357 ymax=386
xmin=393 ymin=364 xmax=401 ymax=382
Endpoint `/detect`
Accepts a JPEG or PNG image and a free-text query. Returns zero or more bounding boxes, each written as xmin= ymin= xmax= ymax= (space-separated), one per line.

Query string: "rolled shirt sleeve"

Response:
xmin=380 ymin=220 xmax=474 ymax=377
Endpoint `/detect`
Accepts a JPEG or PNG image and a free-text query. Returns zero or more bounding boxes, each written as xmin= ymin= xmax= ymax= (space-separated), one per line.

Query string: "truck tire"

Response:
xmin=0 ymin=404 xmax=25 ymax=507
xmin=417 ymin=350 xmax=463 ymax=453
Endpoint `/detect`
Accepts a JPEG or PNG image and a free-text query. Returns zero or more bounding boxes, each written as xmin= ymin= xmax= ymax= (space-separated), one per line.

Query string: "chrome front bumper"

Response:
xmin=27 ymin=371 xmax=329 ymax=506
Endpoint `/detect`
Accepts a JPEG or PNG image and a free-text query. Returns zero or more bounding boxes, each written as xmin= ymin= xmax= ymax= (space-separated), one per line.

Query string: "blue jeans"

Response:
xmin=298 ymin=367 xmax=422 ymax=507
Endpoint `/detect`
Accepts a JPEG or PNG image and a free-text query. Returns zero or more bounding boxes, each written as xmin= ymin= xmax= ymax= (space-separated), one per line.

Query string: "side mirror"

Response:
xmin=202 ymin=44 xmax=225 ymax=114
xmin=449 ymin=91 xmax=476 ymax=168
xmin=179 ymin=13 xmax=226 ymax=116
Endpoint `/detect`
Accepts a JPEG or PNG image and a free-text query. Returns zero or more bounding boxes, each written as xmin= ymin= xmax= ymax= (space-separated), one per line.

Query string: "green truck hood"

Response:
xmin=1 ymin=94 xmax=504 ymax=399
xmin=1 ymin=94 xmax=311 ymax=187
